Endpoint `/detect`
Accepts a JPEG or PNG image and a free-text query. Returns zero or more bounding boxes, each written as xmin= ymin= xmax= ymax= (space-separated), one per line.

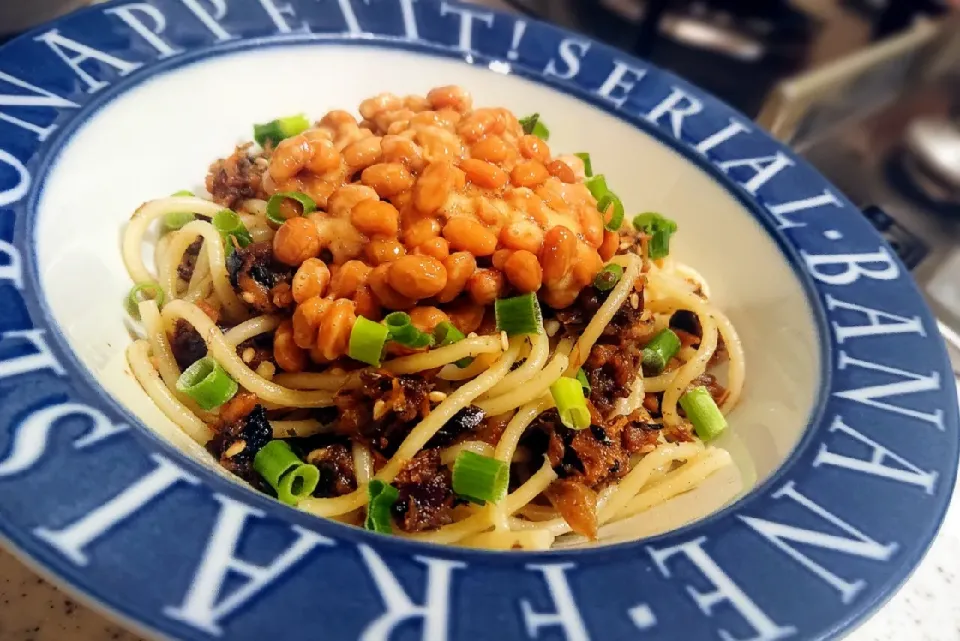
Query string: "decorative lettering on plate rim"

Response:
xmin=0 ymin=1 xmax=952 ymax=640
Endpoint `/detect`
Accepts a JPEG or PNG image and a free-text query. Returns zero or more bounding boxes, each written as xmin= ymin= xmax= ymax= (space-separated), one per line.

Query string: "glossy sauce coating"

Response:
xmin=230 ymin=87 xmax=610 ymax=367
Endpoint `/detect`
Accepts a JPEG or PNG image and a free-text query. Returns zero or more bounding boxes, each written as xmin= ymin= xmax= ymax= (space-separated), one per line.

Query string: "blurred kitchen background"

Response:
xmin=6 ymin=0 xmax=960 ymax=370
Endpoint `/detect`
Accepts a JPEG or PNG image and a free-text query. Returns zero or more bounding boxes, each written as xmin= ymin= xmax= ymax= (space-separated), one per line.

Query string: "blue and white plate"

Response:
xmin=0 ymin=1 xmax=956 ymax=639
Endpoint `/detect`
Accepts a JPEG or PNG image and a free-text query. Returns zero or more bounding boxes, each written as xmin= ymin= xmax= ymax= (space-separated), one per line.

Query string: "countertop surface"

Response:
xmin=0 ymin=0 xmax=957 ymax=639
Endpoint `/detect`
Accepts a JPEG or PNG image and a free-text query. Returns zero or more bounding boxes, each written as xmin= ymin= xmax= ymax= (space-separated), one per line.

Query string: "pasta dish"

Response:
xmin=121 ymin=86 xmax=744 ymax=550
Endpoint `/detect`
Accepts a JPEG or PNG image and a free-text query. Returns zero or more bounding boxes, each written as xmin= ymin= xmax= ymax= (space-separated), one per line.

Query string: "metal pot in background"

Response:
xmin=899 ymin=114 xmax=960 ymax=208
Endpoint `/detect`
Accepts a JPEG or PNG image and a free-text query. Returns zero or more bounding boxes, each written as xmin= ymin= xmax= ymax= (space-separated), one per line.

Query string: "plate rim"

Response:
xmin=0 ymin=2 xmax=953 ymax=640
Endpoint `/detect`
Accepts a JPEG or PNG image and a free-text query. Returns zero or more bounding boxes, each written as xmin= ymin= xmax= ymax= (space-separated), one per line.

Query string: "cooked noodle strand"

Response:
xmin=120 ymin=90 xmax=747 ymax=550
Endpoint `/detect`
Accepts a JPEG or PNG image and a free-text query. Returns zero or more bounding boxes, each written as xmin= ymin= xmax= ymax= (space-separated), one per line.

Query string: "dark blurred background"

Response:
xmin=493 ymin=0 xmax=955 ymax=117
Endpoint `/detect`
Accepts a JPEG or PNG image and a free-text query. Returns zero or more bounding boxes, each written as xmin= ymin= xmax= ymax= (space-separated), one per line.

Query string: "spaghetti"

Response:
xmin=121 ymin=86 xmax=745 ymax=549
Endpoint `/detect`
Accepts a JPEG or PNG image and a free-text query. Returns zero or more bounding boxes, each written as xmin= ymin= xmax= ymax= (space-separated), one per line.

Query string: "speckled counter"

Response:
xmin=0 ymin=473 xmax=955 ymax=641
xmin=0 ymin=549 xmax=140 ymax=641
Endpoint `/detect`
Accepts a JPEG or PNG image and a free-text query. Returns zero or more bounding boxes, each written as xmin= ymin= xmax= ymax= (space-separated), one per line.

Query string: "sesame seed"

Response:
xmin=630 ymin=293 xmax=640 ymax=309
xmin=429 ymin=391 xmax=448 ymax=403
xmin=256 ymin=361 xmax=276 ymax=379
xmin=241 ymin=292 xmax=256 ymax=304
xmin=500 ymin=331 xmax=509 ymax=351
xmin=241 ymin=347 xmax=255 ymax=363
xmin=619 ymin=241 xmax=632 ymax=250
xmin=544 ymin=320 xmax=560 ymax=337
xmin=224 ymin=440 xmax=246 ymax=459
xmin=373 ymin=399 xmax=388 ymax=420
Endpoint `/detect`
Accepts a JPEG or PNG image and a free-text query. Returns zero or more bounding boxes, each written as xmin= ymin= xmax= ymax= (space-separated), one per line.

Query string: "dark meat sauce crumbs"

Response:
xmin=305 ymin=442 xmax=358 ymax=498
xmin=518 ymin=404 xmax=665 ymax=541
xmin=554 ymin=285 xmax=654 ymax=415
xmin=206 ymin=145 xmax=267 ymax=209
xmin=197 ymin=237 xmax=720 ymax=534
xmin=201 ymin=362 xmax=483 ymax=531
xmin=333 ymin=370 xmax=432 ymax=456
xmin=170 ymin=319 xmax=206 ymax=371
xmin=226 ymin=241 xmax=294 ymax=314
xmin=330 ymin=372 xmax=491 ymax=531
xmin=177 ymin=236 xmax=204 ymax=282
xmin=391 ymin=449 xmax=456 ymax=532
xmin=206 ymin=404 xmax=272 ymax=491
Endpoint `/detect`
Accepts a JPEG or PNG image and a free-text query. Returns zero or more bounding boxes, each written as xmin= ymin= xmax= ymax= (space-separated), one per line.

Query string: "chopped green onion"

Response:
xmin=276 ymin=463 xmax=320 ymax=505
xmin=125 ymin=282 xmax=165 ymax=319
xmin=176 ymin=357 xmax=238 ymax=410
xmin=632 ymin=212 xmax=674 ymax=231
xmin=519 ymin=113 xmax=550 ymax=140
xmin=531 ymin=120 xmax=550 ymax=140
xmin=365 ymin=480 xmax=400 ymax=533
xmin=649 ymin=230 xmax=673 ymax=260
xmin=212 ymin=209 xmax=253 ymax=253
xmin=434 ymin=321 xmax=465 ymax=347
xmin=254 ymin=113 xmax=310 ymax=147
xmin=585 ymin=174 xmax=625 ymax=231
xmin=597 ymin=192 xmax=625 ymax=231
xmin=254 ymin=440 xmax=319 ymax=506
xmin=519 ymin=113 xmax=537 ymax=133
xmin=254 ymin=122 xmax=282 ymax=147
xmin=593 ymin=264 xmax=624 ymax=292
xmin=212 ymin=209 xmax=250 ymax=239
xmin=550 ymin=377 xmax=591 ymax=430
xmin=434 ymin=321 xmax=472 ymax=368
xmin=679 ymin=386 xmax=728 ymax=441
xmin=163 ymin=212 xmax=196 ymax=231
xmin=574 ymin=152 xmax=593 ymax=177
xmin=164 ymin=190 xmax=196 ymax=231
xmin=163 ymin=211 xmax=197 ymax=231
xmin=254 ymin=441 xmax=301 ymax=488
xmin=585 ymin=174 xmax=609 ymax=201
xmin=384 ymin=312 xmax=435 ymax=349
xmin=632 ymin=212 xmax=678 ymax=261
xmin=495 ymin=292 xmax=542 ymax=337
xmin=452 ymin=451 xmax=509 ymax=504
xmin=575 ymin=368 xmax=591 ymax=395
xmin=266 ymin=191 xmax=317 ymax=227
xmin=349 ymin=316 xmax=389 ymax=366
xmin=642 ymin=328 xmax=681 ymax=374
